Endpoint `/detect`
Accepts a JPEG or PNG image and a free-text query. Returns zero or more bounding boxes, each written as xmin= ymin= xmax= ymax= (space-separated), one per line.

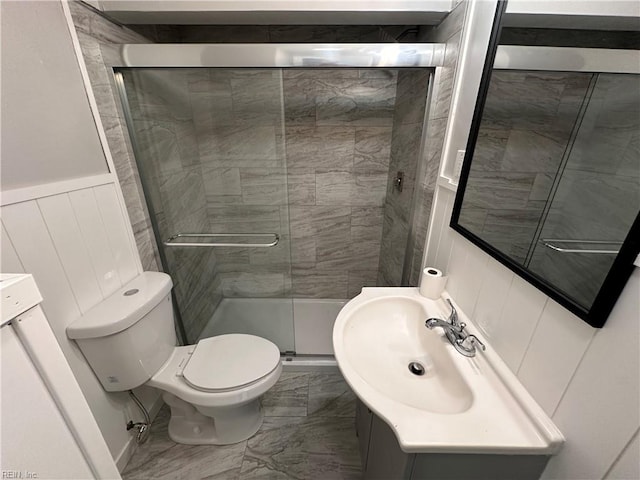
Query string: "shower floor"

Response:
xmin=197 ymin=297 xmax=348 ymax=355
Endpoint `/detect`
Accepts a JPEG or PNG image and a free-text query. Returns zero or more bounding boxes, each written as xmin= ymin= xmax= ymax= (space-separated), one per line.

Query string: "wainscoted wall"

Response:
xmin=1 ymin=1 xmax=161 ymax=468
xmin=68 ymin=1 xmax=160 ymax=273
xmin=0 ymin=183 xmax=158 ymax=469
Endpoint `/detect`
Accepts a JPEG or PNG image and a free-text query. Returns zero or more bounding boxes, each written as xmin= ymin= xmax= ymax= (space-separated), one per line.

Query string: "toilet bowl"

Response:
xmin=66 ymin=272 xmax=282 ymax=445
xmin=148 ymin=334 xmax=282 ymax=444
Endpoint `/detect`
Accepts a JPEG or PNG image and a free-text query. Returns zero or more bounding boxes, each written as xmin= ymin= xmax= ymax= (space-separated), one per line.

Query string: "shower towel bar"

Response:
xmin=164 ymin=233 xmax=279 ymax=248
xmin=540 ymin=238 xmax=621 ymax=255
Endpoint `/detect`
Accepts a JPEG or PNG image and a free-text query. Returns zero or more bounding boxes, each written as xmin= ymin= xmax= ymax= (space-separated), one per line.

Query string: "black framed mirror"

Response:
xmin=451 ymin=1 xmax=640 ymax=328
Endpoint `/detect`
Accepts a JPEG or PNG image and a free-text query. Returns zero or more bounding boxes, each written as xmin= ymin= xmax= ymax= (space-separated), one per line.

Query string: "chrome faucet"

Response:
xmin=425 ymin=299 xmax=486 ymax=357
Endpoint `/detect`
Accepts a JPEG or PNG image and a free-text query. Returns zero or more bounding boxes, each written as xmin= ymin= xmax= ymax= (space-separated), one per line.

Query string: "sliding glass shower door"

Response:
xmin=119 ymin=68 xmax=295 ymax=348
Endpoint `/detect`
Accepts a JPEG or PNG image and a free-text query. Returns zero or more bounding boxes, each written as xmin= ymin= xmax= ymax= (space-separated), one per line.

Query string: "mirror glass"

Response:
xmin=452 ymin=11 xmax=640 ymax=327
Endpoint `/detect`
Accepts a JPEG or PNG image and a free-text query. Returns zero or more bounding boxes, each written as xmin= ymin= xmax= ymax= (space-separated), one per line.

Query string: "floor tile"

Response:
xmin=262 ymin=372 xmax=309 ymax=416
xmin=240 ymin=416 xmax=361 ymax=480
xmin=308 ymin=373 xmax=357 ymax=417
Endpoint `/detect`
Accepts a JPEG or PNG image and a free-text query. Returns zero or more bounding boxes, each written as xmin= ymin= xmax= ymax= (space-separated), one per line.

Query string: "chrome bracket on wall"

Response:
xmin=164 ymin=233 xmax=279 ymax=248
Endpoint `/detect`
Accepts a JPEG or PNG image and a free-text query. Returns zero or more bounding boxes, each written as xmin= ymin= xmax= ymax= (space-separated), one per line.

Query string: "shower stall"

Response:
xmin=115 ymin=44 xmax=441 ymax=352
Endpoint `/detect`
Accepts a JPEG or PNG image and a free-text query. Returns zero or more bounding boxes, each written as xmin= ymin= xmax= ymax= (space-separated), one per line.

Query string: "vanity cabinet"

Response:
xmin=355 ymin=399 xmax=550 ymax=480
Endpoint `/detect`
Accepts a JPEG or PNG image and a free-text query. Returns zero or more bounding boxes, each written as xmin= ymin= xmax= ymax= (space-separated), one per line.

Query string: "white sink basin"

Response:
xmin=333 ymin=287 xmax=564 ymax=454
xmin=343 ymin=296 xmax=473 ymax=414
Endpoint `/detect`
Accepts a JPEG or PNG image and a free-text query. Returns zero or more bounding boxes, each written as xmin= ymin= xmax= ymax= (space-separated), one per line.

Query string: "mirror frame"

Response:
xmin=450 ymin=1 xmax=640 ymax=328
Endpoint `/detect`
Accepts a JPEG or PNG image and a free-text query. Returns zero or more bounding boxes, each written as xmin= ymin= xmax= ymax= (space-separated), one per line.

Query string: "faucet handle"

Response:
xmin=446 ymin=299 xmax=458 ymax=327
xmin=466 ymin=334 xmax=485 ymax=352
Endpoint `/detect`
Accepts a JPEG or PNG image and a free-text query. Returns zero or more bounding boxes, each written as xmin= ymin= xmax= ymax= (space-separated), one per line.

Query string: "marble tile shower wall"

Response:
xmin=378 ymin=70 xmax=431 ymax=286
xmin=127 ymin=68 xmax=406 ymax=300
xmin=283 ymin=69 xmax=398 ymax=298
xmin=69 ymin=2 xmax=161 ymax=273
xmin=403 ymin=0 xmax=468 ymax=286
xmin=123 ymin=69 xmax=224 ymax=342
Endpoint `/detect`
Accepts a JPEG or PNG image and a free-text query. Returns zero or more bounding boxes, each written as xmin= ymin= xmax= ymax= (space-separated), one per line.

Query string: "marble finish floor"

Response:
xmin=122 ymin=371 xmax=361 ymax=480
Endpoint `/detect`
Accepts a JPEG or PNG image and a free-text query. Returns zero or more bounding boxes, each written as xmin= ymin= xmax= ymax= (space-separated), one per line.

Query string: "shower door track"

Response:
xmin=114 ymin=43 xmax=446 ymax=68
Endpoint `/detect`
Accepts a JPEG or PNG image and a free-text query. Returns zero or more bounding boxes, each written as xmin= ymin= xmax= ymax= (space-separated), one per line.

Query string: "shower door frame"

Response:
xmin=113 ymin=43 xmax=446 ymax=344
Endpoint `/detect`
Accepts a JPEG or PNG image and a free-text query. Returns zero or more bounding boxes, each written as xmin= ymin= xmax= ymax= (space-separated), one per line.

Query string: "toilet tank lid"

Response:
xmin=67 ymin=272 xmax=173 ymax=340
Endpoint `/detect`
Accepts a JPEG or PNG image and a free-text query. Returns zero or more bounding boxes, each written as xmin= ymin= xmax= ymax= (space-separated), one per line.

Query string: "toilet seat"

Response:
xmin=183 ymin=334 xmax=281 ymax=392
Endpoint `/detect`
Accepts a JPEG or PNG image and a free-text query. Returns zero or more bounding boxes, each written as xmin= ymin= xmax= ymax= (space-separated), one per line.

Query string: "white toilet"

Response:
xmin=66 ymin=271 xmax=282 ymax=445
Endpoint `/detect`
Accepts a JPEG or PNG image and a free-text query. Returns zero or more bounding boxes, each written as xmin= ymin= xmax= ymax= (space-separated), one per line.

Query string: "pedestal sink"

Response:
xmin=333 ymin=287 xmax=564 ymax=459
xmin=343 ymin=296 xmax=473 ymax=414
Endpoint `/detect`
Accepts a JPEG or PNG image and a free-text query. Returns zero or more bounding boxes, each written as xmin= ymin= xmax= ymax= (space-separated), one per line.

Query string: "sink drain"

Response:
xmin=408 ymin=362 xmax=425 ymax=376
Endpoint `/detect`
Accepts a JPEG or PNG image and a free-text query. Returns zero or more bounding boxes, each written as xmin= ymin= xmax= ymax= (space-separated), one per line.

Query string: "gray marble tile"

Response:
xmin=315 ymin=171 xmax=352 ymax=205
xmin=287 ymin=169 xmax=316 ymax=206
xmin=291 ymin=237 xmax=317 ymax=267
xmin=219 ymin=272 xmax=286 ymax=297
xmin=249 ymin=235 xmax=292 ymax=267
xmin=316 ymin=79 xmax=397 ymax=127
xmin=283 ymin=70 xmax=360 ymax=80
xmin=122 ymin=407 xmax=246 ymax=480
xmin=308 ymin=373 xmax=357 ymax=418
xmin=285 ymin=126 xmax=355 ymax=170
xmin=240 ymin=169 xmax=288 ymax=205
xmin=394 ymin=70 xmax=431 ymax=125
xmin=347 ymin=270 xmax=379 ymax=298
xmin=292 ymin=268 xmax=349 ymax=298
xmin=200 ymin=125 xmax=279 ymax=167
xmin=262 ymin=372 xmax=309 ymax=417
xmin=354 ymin=126 xmax=393 ymax=172
xmin=201 ymin=166 xmax=242 ymax=197
xmin=240 ymin=416 xmax=360 ymax=480
xmin=230 ymin=77 xmax=284 ymax=126
xmin=206 ymin=205 xmax=282 ymax=234
xmin=351 ymin=173 xmax=388 ymax=206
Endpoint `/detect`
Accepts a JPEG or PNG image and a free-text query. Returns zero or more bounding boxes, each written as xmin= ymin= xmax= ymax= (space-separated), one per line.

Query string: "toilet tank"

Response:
xmin=67 ymin=272 xmax=177 ymax=392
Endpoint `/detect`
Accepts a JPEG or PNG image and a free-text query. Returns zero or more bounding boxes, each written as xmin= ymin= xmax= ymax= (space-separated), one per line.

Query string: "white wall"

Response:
xmin=0 ymin=1 xmax=109 ymax=190
xmin=422 ymin=1 xmax=640 ymax=478
xmin=0 ymin=0 xmax=161 ymax=470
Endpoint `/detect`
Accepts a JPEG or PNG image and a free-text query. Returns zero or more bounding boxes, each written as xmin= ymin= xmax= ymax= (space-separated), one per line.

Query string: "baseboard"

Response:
xmin=114 ymin=395 xmax=165 ymax=472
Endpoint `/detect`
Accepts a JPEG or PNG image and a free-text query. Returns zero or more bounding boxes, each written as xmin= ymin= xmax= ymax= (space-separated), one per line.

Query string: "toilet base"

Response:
xmin=162 ymin=392 xmax=263 ymax=445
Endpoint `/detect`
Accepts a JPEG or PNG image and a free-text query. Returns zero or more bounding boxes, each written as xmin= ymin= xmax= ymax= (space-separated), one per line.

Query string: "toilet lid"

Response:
xmin=182 ymin=334 xmax=280 ymax=392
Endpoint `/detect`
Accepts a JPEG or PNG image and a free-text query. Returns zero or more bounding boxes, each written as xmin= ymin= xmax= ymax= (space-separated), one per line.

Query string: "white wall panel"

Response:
xmin=605 ymin=430 xmax=640 ymax=480
xmin=37 ymin=194 xmax=104 ymax=313
xmin=452 ymin=237 xmax=488 ymax=315
xmin=542 ymin=270 xmax=640 ymax=480
xmin=471 ymin=256 xmax=514 ymax=339
xmin=69 ymin=188 xmax=122 ymax=297
xmin=494 ymin=275 xmax=547 ymax=373
xmin=1 ymin=198 xmax=136 ymax=461
xmin=1 ymin=223 xmax=25 ymax=273
xmin=517 ymin=299 xmax=595 ymax=416
xmin=432 ymin=189 xmax=456 ymax=272
xmin=2 ymin=201 xmax=83 ymax=330
xmin=444 ymin=233 xmax=469 ymax=300
xmin=93 ymin=183 xmax=140 ymax=284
